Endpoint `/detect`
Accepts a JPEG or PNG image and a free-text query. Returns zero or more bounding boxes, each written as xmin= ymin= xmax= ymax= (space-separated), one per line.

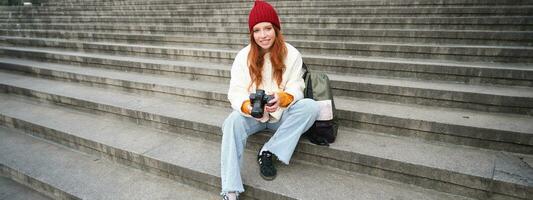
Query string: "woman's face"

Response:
xmin=253 ymin=22 xmax=276 ymax=51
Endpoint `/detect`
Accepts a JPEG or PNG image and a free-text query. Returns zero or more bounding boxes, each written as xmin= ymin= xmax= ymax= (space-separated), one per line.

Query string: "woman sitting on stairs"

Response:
xmin=220 ymin=1 xmax=320 ymax=200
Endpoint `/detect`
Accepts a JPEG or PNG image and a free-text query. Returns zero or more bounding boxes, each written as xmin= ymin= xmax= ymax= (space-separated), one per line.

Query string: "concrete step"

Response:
xmin=3 ymin=6 xmax=532 ymax=17
xmin=2 ymin=45 xmax=532 ymax=88
xmin=3 ymin=34 xmax=532 ymax=64
xmin=0 ymin=83 xmax=531 ymax=199
xmin=2 ymin=23 xmax=530 ymax=46
xmin=0 ymin=128 xmax=221 ymax=200
xmin=2 ymin=26 xmax=531 ymax=47
xmin=3 ymin=35 xmax=532 ymax=64
xmin=0 ymin=36 xmax=235 ymax=64
xmin=2 ymin=28 xmax=531 ymax=49
xmin=0 ymin=64 xmax=531 ymax=154
xmin=36 ymin=0 xmax=533 ymax=8
xmin=1 ymin=57 xmax=532 ymax=116
xmin=3 ymin=16 xmax=532 ymax=31
xmin=330 ymin=74 xmax=533 ymax=115
xmin=0 ymin=95 xmax=480 ymax=200
xmin=0 ymin=177 xmax=52 ymax=200
xmin=41 ymin=0 xmax=250 ymax=7
xmin=307 ymin=54 xmax=533 ymax=87
xmin=0 ymin=46 xmax=232 ymax=82
xmin=0 ymin=1 xmax=530 ymax=200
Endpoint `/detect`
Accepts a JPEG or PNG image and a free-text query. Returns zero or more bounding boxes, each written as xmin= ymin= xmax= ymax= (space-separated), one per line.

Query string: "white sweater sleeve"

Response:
xmin=283 ymin=50 xmax=305 ymax=106
xmin=227 ymin=48 xmax=252 ymax=115
xmin=227 ymin=44 xmax=305 ymax=118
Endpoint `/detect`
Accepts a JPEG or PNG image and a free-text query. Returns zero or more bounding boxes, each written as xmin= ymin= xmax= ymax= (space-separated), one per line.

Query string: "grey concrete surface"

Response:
xmin=0 ymin=103 xmax=477 ymax=200
xmin=0 ymin=177 xmax=52 ymax=200
xmin=1 ymin=51 xmax=532 ymax=115
xmin=6 ymin=1 xmax=531 ymax=9
xmin=2 ymin=45 xmax=532 ymax=88
xmin=3 ymin=35 xmax=533 ymax=63
xmin=0 ymin=0 xmax=532 ymax=199
xmin=3 ymin=15 xmax=531 ymax=25
xmin=32 ymin=0 xmax=533 ymax=7
xmin=2 ymin=28 xmax=532 ymax=47
xmin=1 ymin=25 xmax=531 ymax=46
xmin=0 ymin=58 xmax=531 ymax=132
xmin=336 ymin=96 xmax=533 ymax=134
xmin=2 ymin=31 xmax=532 ymax=61
xmin=0 ymin=78 xmax=531 ymax=198
xmin=0 ymin=65 xmax=531 ymax=139
xmin=3 ymin=6 xmax=533 ymax=18
xmin=0 ymin=127 xmax=219 ymax=200
xmin=2 ymin=16 xmax=532 ymax=31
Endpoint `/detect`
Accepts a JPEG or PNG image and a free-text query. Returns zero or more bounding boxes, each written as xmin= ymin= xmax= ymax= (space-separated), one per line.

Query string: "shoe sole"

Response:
xmin=257 ymin=160 xmax=277 ymax=181
xmin=260 ymin=171 xmax=276 ymax=181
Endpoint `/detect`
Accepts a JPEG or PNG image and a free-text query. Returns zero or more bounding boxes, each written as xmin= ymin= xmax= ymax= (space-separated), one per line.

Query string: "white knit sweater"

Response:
xmin=228 ymin=43 xmax=305 ymax=122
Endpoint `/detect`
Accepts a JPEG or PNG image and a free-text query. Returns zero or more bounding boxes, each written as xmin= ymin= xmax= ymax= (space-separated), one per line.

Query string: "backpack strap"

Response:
xmin=302 ymin=62 xmax=314 ymax=99
xmin=302 ymin=62 xmax=309 ymax=78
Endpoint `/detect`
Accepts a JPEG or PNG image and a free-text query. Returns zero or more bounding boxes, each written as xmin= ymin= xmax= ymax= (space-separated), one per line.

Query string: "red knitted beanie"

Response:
xmin=248 ymin=1 xmax=281 ymax=32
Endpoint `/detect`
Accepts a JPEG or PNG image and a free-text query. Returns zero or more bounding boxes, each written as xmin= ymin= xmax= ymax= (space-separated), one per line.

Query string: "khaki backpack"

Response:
xmin=302 ymin=63 xmax=338 ymax=146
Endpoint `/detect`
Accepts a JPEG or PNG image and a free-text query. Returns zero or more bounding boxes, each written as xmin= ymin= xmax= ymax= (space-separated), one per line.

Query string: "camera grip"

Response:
xmin=265 ymin=95 xmax=276 ymax=106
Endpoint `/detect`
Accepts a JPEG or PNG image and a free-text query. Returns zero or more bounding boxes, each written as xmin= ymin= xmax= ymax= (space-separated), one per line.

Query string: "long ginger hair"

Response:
xmin=247 ymin=27 xmax=287 ymax=90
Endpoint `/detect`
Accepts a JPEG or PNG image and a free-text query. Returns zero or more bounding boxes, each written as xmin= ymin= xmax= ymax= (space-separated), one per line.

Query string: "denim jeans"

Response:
xmin=220 ymin=98 xmax=320 ymax=194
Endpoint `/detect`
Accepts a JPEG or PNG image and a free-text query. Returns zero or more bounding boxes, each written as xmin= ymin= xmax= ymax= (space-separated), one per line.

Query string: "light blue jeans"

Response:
xmin=220 ymin=98 xmax=320 ymax=194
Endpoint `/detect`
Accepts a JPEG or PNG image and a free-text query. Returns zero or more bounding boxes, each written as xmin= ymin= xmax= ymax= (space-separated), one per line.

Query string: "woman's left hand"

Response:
xmin=265 ymin=93 xmax=279 ymax=113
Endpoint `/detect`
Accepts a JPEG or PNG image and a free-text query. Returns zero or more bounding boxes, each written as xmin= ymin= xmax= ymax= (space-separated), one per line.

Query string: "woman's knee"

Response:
xmin=293 ymin=98 xmax=320 ymax=116
xmin=223 ymin=111 xmax=246 ymax=130
xmin=222 ymin=111 xmax=250 ymax=140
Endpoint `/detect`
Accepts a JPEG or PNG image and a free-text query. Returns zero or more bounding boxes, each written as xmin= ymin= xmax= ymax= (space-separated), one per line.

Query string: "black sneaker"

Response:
xmin=257 ymin=151 xmax=277 ymax=181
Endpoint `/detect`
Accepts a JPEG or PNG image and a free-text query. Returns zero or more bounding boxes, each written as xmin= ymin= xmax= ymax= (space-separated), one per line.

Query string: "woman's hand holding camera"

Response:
xmin=252 ymin=93 xmax=277 ymax=123
xmin=243 ymin=91 xmax=281 ymax=122
xmin=265 ymin=93 xmax=279 ymax=113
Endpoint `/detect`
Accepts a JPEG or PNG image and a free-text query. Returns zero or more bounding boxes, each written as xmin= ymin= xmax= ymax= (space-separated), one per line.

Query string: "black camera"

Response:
xmin=249 ymin=89 xmax=275 ymax=118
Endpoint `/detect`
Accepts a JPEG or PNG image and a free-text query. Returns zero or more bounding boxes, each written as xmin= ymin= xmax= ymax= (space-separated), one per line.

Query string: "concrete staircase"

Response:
xmin=0 ymin=0 xmax=532 ymax=199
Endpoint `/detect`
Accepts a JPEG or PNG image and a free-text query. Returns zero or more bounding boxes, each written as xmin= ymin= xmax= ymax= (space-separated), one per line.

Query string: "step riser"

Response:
xmin=0 ymin=38 xmax=236 ymax=64
xmin=10 ymin=16 xmax=528 ymax=22
xmin=3 ymin=24 xmax=532 ymax=46
xmin=4 ymin=8 xmax=531 ymax=17
xmin=4 ymin=7 xmax=533 ymax=17
xmin=0 ymin=64 xmax=231 ymax=107
xmin=3 ymin=29 xmax=532 ymax=47
xmin=0 ymin=97 xmax=526 ymax=200
xmin=300 ymin=44 xmax=532 ymax=63
xmin=0 ymin=164 xmax=81 ymax=200
xmin=0 ymin=36 xmax=225 ymax=64
xmin=332 ymin=86 xmax=533 ymax=115
xmin=8 ymin=16 xmax=533 ymax=29
xmin=336 ymin=107 xmax=532 ymax=149
xmin=33 ymin=0 xmax=533 ymax=8
xmin=0 ymin=49 xmax=232 ymax=83
xmin=3 ymin=37 xmax=532 ymax=66
xmin=316 ymin=61 xmax=533 ymax=87
xmin=339 ymin=116 xmax=533 ymax=155
xmin=29 ymin=8 xmax=533 ymax=15
xmin=4 ymin=16 xmax=530 ymax=24
xmin=0 ymin=19 xmax=533 ymax=31
xmin=1 ymin=81 xmax=532 ymax=198
xmin=3 ymin=14 xmax=530 ymax=19
xmin=1 ymin=1 xmax=531 ymax=199
xmin=1 ymin=66 xmax=530 ymax=155
xmin=2 ymin=50 xmax=532 ymax=116
xmin=5 ymin=58 xmax=533 ymax=117
xmin=3 ymin=46 xmax=532 ymax=88
xmin=0 ymin=117 xmax=286 ymax=200
xmin=5 ymin=38 xmax=531 ymax=65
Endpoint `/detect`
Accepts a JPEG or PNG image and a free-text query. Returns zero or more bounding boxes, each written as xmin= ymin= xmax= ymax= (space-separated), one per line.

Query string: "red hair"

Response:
xmin=247 ymin=27 xmax=287 ymax=90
